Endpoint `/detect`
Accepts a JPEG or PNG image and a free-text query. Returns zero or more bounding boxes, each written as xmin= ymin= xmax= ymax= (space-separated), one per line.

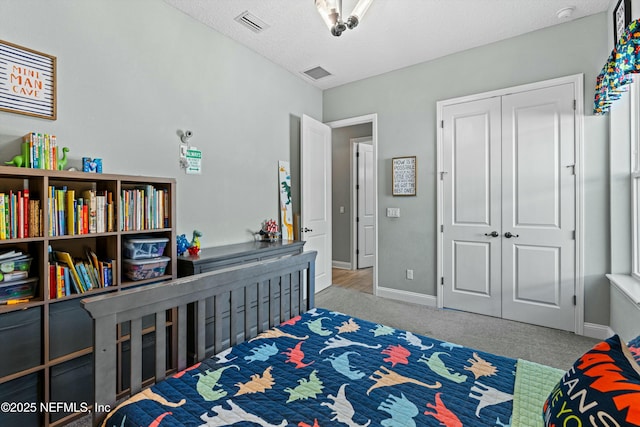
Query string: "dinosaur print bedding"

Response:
xmin=101 ymin=308 xmax=546 ymax=426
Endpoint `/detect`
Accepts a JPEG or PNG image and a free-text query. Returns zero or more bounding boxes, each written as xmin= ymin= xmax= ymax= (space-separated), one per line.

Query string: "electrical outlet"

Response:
xmin=387 ymin=208 xmax=400 ymax=218
xmin=406 ymin=269 xmax=413 ymax=280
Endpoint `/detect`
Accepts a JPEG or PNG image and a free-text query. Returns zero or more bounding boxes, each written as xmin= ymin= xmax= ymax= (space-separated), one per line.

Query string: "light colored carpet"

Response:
xmin=316 ymin=285 xmax=600 ymax=371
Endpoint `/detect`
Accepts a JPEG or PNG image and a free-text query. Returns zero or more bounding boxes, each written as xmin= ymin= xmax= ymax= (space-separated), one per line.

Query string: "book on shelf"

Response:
xmin=53 ymin=251 xmax=85 ymax=294
xmin=46 ymin=187 xmax=114 ymax=236
xmin=23 ymin=132 xmax=59 ymax=170
xmin=120 ymin=186 xmax=168 ymax=231
xmin=0 ymin=190 xmax=41 ymax=240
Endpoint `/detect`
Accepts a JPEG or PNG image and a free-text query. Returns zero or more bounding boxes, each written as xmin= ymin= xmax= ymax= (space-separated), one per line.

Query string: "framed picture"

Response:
xmin=392 ymin=156 xmax=417 ymax=196
xmin=613 ymin=0 xmax=631 ymax=47
xmin=0 ymin=40 xmax=57 ymax=120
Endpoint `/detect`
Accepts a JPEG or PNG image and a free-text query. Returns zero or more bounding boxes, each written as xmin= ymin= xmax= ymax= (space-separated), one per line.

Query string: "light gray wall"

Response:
xmin=331 ymin=124 xmax=372 ymax=264
xmin=323 ymin=13 xmax=611 ymax=325
xmin=0 ymin=0 xmax=322 ymax=247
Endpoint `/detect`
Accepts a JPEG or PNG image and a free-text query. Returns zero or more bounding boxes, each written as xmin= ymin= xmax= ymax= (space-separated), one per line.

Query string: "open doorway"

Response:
xmin=326 ymin=114 xmax=378 ymax=295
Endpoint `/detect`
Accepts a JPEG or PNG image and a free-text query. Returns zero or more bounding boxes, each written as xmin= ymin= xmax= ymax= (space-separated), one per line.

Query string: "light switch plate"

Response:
xmin=387 ymin=208 xmax=400 ymax=218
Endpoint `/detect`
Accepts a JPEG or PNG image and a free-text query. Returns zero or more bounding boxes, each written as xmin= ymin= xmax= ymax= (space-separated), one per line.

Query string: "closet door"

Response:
xmin=442 ymin=97 xmax=502 ymax=317
xmin=501 ymin=83 xmax=576 ymax=331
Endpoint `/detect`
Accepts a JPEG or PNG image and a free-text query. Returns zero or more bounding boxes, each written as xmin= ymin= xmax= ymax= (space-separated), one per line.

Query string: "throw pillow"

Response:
xmin=543 ymin=334 xmax=640 ymax=426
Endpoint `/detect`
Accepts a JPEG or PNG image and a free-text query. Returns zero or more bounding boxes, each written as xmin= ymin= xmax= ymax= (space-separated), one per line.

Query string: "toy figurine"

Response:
xmin=57 ymin=147 xmax=69 ymax=170
xmin=187 ymin=230 xmax=203 ymax=256
xmin=5 ymin=142 xmax=29 ymax=167
xmin=176 ymin=234 xmax=189 ymax=256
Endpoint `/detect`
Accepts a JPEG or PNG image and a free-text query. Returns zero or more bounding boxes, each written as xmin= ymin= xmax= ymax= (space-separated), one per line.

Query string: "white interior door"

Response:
xmin=442 ymin=97 xmax=502 ymax=317
xmin=501 ymin=84 xmax=576 ymax=331
xmin=301 ymin=114 xmax=332 ymax=292
xmin=357 ymin=142 xmax=375 ymax=269
xmin=441 ymin=82 xmax=577 ymax=332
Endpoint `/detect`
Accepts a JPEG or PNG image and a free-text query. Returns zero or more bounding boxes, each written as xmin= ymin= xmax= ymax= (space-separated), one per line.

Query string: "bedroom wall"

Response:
xmin=0 ymin=0 xmax=322 ymax=247
xmin=323 ymin=13 xmax=612 ymax=326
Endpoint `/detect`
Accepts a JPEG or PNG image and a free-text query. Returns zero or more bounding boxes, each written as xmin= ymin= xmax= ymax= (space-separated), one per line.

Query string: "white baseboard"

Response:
xmin=582 ymin=322 xmax=612 ymax=340
xmin=375 ymin=286 xmax=438 ymax=307
xmin=332 ymin=261 xmax=352 ymax=270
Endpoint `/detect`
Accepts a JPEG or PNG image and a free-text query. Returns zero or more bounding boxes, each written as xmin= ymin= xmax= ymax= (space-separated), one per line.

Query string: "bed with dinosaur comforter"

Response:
xmin=99 ymin=307 xmax=573 ymax=427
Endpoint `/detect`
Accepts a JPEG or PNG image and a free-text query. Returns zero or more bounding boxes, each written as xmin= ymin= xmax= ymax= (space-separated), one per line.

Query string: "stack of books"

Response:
xmin=0 ymin=189 xmax=42 ymax=239
xmin=120 ymin=185 xmax=169 ymax=231
xmin=49 ymin=247 xmax=114 ymax=299
xmin=23 ymin=132 xmax=60 ymax=170
xmin=47 ymin=187 xmax=115 ymax=236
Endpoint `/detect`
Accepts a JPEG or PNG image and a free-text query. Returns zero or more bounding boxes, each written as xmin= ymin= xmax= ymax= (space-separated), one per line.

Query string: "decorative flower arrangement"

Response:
xmin=259 ymin=219 xmax=280 ymax=242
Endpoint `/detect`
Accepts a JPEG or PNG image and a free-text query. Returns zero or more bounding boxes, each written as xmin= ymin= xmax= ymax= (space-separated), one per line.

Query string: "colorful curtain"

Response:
xmin=594 ymin=19 xmax=640 ymax=115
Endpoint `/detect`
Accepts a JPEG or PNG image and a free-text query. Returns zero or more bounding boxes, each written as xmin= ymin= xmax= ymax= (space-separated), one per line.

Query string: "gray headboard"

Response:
xmin=82 ymin=250 xmax=316 ymax=424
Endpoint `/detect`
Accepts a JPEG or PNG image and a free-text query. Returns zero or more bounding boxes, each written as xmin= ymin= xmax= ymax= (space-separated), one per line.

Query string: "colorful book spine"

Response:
xmin=0 ymin=193 xmax=5 ymax=240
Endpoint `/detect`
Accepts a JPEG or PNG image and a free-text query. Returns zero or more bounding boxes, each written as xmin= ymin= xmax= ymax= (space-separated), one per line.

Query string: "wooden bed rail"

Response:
xmin=82 ymin=250 xmax=316 ymax=424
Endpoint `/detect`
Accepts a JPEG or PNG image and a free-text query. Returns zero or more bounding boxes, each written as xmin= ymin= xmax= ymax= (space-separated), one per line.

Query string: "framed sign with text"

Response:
xmin=613 ymin=0 xmax=631 ymax=46
xmin=392 ymin=156 xmax=417 ymax=196
xmin=0 ymin=40 xmax=57 ymax=120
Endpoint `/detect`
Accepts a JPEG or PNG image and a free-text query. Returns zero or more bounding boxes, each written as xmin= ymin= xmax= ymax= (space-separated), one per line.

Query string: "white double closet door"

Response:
xmin=441 ymin=82 xmax=577 ymax=332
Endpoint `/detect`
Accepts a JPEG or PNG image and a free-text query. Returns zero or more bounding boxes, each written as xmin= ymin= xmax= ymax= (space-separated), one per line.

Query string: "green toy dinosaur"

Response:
xmin=4 ymin=142 xmax=29 ymax=167
xmin=5 ymin=143 xmax=70 ymax=170
xmin=57 ymin=147 xmax=69 ymax=170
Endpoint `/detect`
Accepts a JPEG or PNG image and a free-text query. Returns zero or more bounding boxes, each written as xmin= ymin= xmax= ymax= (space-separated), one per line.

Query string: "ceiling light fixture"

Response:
xmin=315 ymin=0 xmax=373 ymax=37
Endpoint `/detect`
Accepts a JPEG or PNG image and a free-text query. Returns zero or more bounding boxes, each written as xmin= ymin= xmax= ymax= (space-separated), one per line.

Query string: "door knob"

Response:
xmin=484 ymin=231 xmax=499 ymax=237
xmin=504 ymin=232 xmax=519 ymax=238
xmin=302 ymin=227 xmax=313 ymax=233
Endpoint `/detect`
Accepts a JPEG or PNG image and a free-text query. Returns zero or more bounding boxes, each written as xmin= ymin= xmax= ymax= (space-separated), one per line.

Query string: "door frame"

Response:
xmin=435 ymin=74 xmax=585 ymax=334
xmin=351 ymin=137 xmax=374 ymax=269
xmin=326 ymin=114 xmax=379 ymax=294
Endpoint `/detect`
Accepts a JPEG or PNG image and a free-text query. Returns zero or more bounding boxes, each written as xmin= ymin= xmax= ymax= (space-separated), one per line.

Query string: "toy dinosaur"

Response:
xmin=5 ymin=142 xmax=29 ymax=167
xmin=187 ymin=229 xmax=203 ymax=256
xmin=57 ymin=147 xmax=69 ymax=170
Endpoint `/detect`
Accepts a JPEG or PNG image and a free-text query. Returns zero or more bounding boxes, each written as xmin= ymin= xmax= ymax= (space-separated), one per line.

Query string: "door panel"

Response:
xmin=301 ymin=114 xmax=332 ymax=292
xmin=453 ymin=241 xmax=492 ymax=296
xmin=501 ymin=84 xmax=575 ymax=330
xmin=512 ymin=244 xmax=560 ymax=306
xmin=442 ymin=97 xmax=502 ymax=317
xmin=357 ymin=143 xmax=375 ymax=268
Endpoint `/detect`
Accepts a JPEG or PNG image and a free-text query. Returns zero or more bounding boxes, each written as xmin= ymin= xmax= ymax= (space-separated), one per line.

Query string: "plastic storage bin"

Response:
xmin=0 ymin=257 xmax=31 ymax=282
xmin=123 ymin=237 xmax=169 ymax=259
xmin=122 ymin=256 xmax=170 ymax=281
xmin=0 ymin=278 xmax=37 ymax=303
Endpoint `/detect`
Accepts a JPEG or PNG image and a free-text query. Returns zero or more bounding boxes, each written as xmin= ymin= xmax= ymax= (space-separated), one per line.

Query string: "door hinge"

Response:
xmin=573 ymin=295 xmax=577 ymax=306
xmin=356 ymin=184 xmax=360 ymax=190
xmin=440 ymin=224 xmax=444 ymax=232
xmin=572 ymin=230 xmax=576 ymax=240
xmin=356 ymin=151 xmax=360 ymax=157
xmin=441 ymin=120 xmax=444 ymax=129
xmin=573 ymin=99 xmax=577 ymax=110
xmin=357 ymin=217 xmax=360 ymax=223
xmin=441 ymin=277 xmax=444 ymax=285
xmin=356 ymin=249 xmax=360 ymax=255
xmin=440 ymin=171 xmax=447 ymax=180
xmin=566 ymin=164 xmax=575 ymax=175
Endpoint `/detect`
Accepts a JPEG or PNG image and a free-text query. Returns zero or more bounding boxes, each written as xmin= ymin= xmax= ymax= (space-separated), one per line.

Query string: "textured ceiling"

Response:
xmin=164 ymin=0 xmax=611 ymax=90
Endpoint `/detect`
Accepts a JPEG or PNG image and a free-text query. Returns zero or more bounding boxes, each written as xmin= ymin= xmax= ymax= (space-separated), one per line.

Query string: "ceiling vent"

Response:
xmin=234 ymin=11 xmax=270 ymax=33
xmin=302 ymin=66 xmax=332 ymax=81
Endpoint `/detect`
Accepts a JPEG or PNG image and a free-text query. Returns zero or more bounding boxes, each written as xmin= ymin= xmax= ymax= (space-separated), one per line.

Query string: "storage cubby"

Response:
xmin=0 ymin=165 xmax=176 ymax=427
xmin=0 ymin=307 xmax=42 ymax=377
xmin=0 ymin=373 xmax=42 ymax=426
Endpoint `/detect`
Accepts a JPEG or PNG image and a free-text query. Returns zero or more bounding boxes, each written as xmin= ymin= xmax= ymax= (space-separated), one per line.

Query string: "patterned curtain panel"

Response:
xmin=594 ymin=19 xmax=640 ymax=115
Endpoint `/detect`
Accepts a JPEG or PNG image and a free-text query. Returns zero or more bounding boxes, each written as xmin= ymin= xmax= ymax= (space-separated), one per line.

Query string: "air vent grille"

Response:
xmin=234 ymin=11 xmax=270 ymax=33
xmin=302 ymin=66 xmax=332 ymax=80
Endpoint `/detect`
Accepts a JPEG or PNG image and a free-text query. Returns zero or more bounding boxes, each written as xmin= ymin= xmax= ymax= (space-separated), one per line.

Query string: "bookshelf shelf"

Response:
xmin=0 ymin=165 xmax=176 ymax=427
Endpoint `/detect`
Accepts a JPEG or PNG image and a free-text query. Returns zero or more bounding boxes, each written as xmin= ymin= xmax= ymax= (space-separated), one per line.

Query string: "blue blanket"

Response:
xmin=102 ymin=308 xmax=520 ymax=426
